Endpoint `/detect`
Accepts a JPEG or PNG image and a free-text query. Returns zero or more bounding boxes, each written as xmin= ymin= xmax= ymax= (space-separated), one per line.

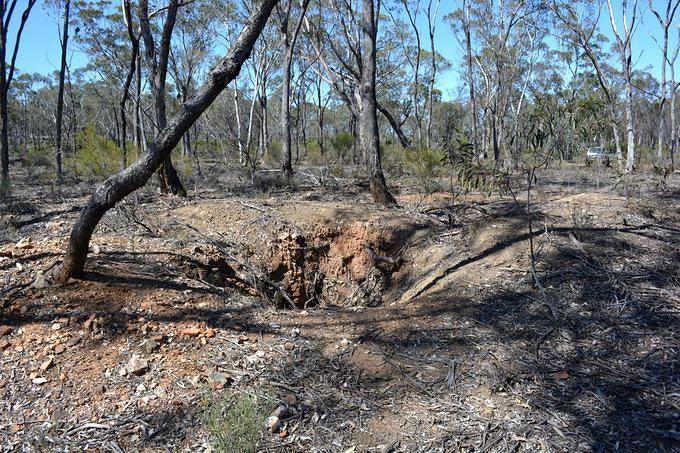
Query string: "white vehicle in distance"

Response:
xmin=585 ymin=146 xmax=617 ymax=166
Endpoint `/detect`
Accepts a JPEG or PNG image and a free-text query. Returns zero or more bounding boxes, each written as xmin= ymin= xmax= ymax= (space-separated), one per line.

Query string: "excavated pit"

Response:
xmin=183 ymin=218 xmax=431 ymax=308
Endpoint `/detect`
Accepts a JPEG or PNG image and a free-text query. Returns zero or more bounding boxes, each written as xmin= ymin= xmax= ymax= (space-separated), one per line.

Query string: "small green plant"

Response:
xmin=25 ymin=146 xmax=53 ymax=169
xmin=203 ymin=390 xmax=267 ymax=453
xmin=443 ymin=135 xmax=505 ymax=195
xmin=68 ymin=123 xmax=124 ymax=178
xmin=404 ymin=146 xmax=445 ymax=193
xmin=304 ymin=140 xmax=326 ymax=166
xmin=330 ymin=132 xmax=353 ymax=162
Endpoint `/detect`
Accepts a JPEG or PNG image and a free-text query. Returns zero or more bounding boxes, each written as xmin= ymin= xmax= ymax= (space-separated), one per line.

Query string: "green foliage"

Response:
xmin=304 ymin=140 xmax=326 ymax=166
xmin=330 ymin=132 xmax=353 ymax=160
xmin=203 ymin=390 xmax=267 ymax=453
xmin=404 ymin=146 xmax=445 ymax=179
xmin=25 ymin=146 xmax=53 ymax=169
xmin=443 ymin=135 xmax=505 ymax=195
xmin=68 ymin=123 xmax=123 ymax=178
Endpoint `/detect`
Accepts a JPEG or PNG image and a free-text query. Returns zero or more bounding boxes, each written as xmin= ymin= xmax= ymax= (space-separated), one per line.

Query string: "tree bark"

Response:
xmin=279 ymin=0 xmax=310 ymax=179
xmin=463 ymin=0 xmax=480 ymax=157
xmin=55 ymin=0 xmax=70 ymax=181
xmin=0 ymin=0 xmax=37 ymax=187
xmin=120 ymin=0 xmax=138 ymax=169
xmin=139 ymin=0 xmax=186 ymax=196
xmin=54 ymin=0 xmax=279 ymax=283
xmin=361 ymin=0 xmax=396 ymax=205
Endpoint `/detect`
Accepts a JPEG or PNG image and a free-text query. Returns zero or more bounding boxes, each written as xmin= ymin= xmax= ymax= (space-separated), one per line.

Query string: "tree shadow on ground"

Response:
xmin=2 ymin=211 xmax=678 ymax=451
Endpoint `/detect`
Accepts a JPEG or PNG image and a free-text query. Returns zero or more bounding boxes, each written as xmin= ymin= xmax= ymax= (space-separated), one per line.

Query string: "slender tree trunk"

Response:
xmin=0 ymin=93 xmax=9 ymax=185
xmin=0 ymin=0 xmax=37 ymax=187
xmin=671 ymin=60 xmax=677 ymax=166
xmin=139 ymin=0 xmax=186 ymax=196
xmin=121 ymin=0 xmax=138 ymax=169
xmin=134 ymin=52 xmax=143 ymax=150
xmin=280 ymin=38 xmax=294 ymax=177
xmin=361 ymin=0 xmax=396 ymax=205
xmin=55 ymin=0 xmax=70 ymax=181
xmin=279 ymin=0 xmax=309 ymax=178
xmin=55 ymin=0 xmax=279 ymax=282
xmin=233 ymin=79 xmax=246 ymax=165
xmin=463 ymin=0 xmax=479 ymax=157
xmin=624 ymin=71 xmax=636 ymax=172
xmin=425 ymin=0 xmax=440 ymax=149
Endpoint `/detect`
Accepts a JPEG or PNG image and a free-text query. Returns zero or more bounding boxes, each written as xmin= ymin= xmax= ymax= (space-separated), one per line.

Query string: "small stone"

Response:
xmin=39 ymin=358 xmax=54 ymax=371
xmin=282 ymin=393 xmax=298 ymax=406
xmin=136 ymin=383 xmax=147 ymax=393
xmin=15 ymin=237 xmax=33 ymax=250
xmin=180 ymin=327 xmax=202 ymax=336
xmin=54 ymin=344 xmax=66 ymax=355
xmin=126 ymin=355 xmax=149 ymax=376
xmin=0 ymin=339 xmax=10 ymax=351
xmin=32 ymin=377 xmax=47 ymax=385
xmin=267 ymin=404 xmax=289 ymax=433
xmin=83 ymin=314 xmax=97 ymax=331
xmin=141 ymin=339 xmax=160 ymax=354
xmin=267 ymin=416 xmax=282 ymax=433
xmin=59 ymin=373 xmax=67 ymax=382
xmin=150 ymin=334 xmax=167 ymax=343
xmin=205 ymin=329 xmax=216 ymax=338
xmin=208 ymin=372 xmax=230 ymax=390
xmin=31 ymin=275 xmax=48 ymax=289
xmin=51 ymin=323 xmax=61 ymax=331
xmin=66 ymin=336 xmax=81 ymax=347
xmin=284 ymin=342 xmax=295 ymax=351
xmin=10 ymin=424 xmax=22 ymax=434
xmin=0 ymin=325 xmax=12 ymax=337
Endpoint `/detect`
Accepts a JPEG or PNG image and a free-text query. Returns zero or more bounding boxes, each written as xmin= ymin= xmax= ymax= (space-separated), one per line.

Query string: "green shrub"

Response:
xmin=330 ymin=132 xmax=353 ymax=161
xmin=203 ymin=390 xmax=267 ymax=453
xmin=304 ymin=140 xmax=326 ymax=166
xmin=25 ymin=146 xmax=53 ymax=169
xmin=68 ymin=124 xmax=124 ymax=178
xmin=404 ymin=146 xmax=445 ymax=179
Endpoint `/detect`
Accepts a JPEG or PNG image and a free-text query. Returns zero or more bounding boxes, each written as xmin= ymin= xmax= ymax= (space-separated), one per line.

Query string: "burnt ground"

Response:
xmin=0 ymin=164 xmax=679 ymax=452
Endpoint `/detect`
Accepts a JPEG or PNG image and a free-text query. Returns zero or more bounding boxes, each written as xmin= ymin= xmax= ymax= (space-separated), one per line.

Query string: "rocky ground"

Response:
xmin=0 ymin=166 xmax=679 ymax=452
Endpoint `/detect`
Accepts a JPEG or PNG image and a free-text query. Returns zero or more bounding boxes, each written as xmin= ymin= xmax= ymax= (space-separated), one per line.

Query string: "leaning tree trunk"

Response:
xmin=54 ymin=0 xmax=279 ymax=283
xmin=361 ymin=0 xmax=396 ymax=205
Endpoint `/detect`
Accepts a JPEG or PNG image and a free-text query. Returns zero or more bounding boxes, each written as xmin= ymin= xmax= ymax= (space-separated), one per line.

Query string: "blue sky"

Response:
xmin=7 ymin=0 xmax=679 ymax=97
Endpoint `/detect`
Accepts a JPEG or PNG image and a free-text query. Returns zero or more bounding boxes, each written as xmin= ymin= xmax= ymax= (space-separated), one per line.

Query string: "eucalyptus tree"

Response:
xmin=605 ymin=0 xmax=638 ymax=172
xmin=361 ymin=0 xmax=396 ymax=204
xmin=277 ymin=0 xmax=311 ymax=178
xmin=138 ymin=0 xmax=186 ymax=195
xmin=648 ymin=0 xmax=679 ymax=164
xmin=48 ymin=0 xmax=72 ymax=181
xmin=550 ymin=0 xmax=624 ymax=163
xmin=0 ymin=0 xmax=38 ymax=188
xmin=55 ymin=0 xmax=280 ymax=282
xmin=169 ymin=0 xmax=222 ymax=172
